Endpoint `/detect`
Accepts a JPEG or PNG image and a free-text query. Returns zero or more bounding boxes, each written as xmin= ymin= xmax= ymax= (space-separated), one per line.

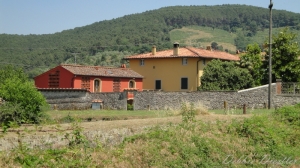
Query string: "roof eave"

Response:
xmin=73 ymin=74 xmax=144 ymax=78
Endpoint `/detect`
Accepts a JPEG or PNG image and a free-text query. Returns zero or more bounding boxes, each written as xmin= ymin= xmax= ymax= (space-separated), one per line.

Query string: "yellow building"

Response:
xmin=124 ymin=43 xmax=240 ymax=92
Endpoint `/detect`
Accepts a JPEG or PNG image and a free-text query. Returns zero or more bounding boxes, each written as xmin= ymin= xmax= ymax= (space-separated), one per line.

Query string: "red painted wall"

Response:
xmin=34 ymin=66 xmax=74 ymax=88
xmin=35 ymin=65 xmax=143 ymax=92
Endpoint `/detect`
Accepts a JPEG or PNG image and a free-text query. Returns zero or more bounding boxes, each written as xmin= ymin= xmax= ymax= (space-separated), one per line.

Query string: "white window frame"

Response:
xmin=140 ymin=59 xmax=145 ymax=66
xmin=182 ymin=58 xmax=188 ymax=65
xmin=93 ymin=78 xmax=101 ymax=93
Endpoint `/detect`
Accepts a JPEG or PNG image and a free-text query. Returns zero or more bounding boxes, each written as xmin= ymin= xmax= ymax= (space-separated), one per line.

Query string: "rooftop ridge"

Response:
xmin=185 ymin=47 xmax=201 ymax=56
xmin=60 ymin=64 xmax=130 ymax=70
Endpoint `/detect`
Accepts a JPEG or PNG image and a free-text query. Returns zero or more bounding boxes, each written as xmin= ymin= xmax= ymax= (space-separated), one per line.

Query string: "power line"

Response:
xmin=0 ymin=43 xmax=160 ymax=50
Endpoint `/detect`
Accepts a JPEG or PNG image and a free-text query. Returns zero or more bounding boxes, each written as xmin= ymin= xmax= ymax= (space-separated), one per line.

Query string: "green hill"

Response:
xmin=170 ymin=25 xmax=300 ymax=52
xmin=1 ymin=4 xmax=300 ymax=78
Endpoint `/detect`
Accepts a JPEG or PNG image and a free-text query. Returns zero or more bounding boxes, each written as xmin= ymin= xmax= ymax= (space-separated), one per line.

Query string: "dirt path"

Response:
xmin=0 ymin=114 xmax=250 ymax=151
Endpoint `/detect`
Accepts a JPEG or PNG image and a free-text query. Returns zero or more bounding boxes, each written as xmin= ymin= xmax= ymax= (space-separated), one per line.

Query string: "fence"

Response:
xmin=281 ymin=82 xmax=300 ymax=95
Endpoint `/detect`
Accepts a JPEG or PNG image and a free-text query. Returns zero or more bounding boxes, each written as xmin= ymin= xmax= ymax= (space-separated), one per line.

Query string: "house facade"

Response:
xmin=124 ymin=43 xmax=239 ymax=92
xmin=34 ymin=64 xmax=143 ymax=93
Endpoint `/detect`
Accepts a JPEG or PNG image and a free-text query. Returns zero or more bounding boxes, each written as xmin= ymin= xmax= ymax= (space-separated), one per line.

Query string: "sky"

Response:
xmin=1 ymin=0 xmax=299 ymax=35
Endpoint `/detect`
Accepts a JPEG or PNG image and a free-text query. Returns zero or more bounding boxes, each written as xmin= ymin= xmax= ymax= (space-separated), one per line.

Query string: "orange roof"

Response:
xmin=124 ymin=47 xmax=240 ymax=61
xmin=61 ymin=64 xmax=143 ymax=78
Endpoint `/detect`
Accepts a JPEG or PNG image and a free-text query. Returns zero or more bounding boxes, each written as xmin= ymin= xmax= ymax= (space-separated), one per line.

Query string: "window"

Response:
xmin=155 ymin=80 xmax=161 ymax=90
xmin=140 ymin=59 xmax=145 ymax=66
xmin=94 ymin=79 xmax=101 ymax=92
xmin=113 ymin=79 xmax=121 ymax=92
xmin=182 ymin=58 xmax=188 ymax=65
xmin=129 ymin=80 xmax=135 ymax=88
xmin=48 ymin=70 xmax=60 ymax=88
xmin=181 ymin=78 xmax=188 ymax=90
xmin=203 ymin=59 xmax=206 ymax=65
xmin=81 ymin=77 xmax=90 ymax=90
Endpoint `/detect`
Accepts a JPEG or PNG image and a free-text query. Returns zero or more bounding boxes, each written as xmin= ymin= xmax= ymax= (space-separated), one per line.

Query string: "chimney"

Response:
xmin=121 ymin=64 xmax=126 ymax=68
xmin=152 ymin=45 xmax=156 ymax=55
xmin=206 ymin=46 xmax=212 ymax=51
xmin=173 ymin=42 xmax=179 ymax=56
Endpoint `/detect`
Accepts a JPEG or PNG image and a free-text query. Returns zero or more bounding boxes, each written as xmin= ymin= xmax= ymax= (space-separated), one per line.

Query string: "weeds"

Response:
xmin=64 ymin=121 xmax=88 ymax=148
xmin=181 ymin=102 xmax=196 ymax=123
xmin=1 ymin=103 xmax=299 ymax=167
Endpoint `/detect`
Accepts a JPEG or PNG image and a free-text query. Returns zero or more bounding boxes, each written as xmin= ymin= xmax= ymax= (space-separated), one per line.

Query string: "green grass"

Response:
xmin=170 ymin=26 xmax=237 ymax=51
xmin=170 ymin=25 xmax=300 ymax=52
xmin=45 ymin=109 xmax=179 ymax=123
xmin=209 ymin=108 xmax=275 ymax=115
xmin=2 ymin=104 xmax=299 ymax=167
xmin=44 ymin=107 xmax=273 ymax=124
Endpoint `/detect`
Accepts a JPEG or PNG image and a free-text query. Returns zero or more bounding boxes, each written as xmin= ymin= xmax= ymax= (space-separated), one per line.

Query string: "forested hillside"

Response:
xmin=1 ymin=4 xmax=300 ymax=78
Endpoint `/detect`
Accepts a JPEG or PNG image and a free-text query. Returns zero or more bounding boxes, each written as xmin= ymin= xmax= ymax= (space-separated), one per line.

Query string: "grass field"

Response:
xmin=45 ymin=109 xmax=182 ymax=123
xmin=170 ymin=25 xmax=300 ymax=52
xmin=1 ymin=104 xmax=299 ymax=167
xmin=210 ymin=108 xmax=275 ymax=115
xmin=45 ymin=107 xmax=274 ymax=124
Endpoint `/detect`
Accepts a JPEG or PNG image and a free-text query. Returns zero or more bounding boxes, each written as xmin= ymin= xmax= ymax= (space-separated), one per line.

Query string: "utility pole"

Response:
xmin=268 ymin=0 xmax=273 ymax=109
xmin=71 ymin=53 xmax=80 ymax=65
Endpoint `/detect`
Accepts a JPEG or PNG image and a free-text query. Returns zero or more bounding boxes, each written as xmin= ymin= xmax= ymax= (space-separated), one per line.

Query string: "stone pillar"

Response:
xmin=276 ymin=79 xmax=282 ymax=95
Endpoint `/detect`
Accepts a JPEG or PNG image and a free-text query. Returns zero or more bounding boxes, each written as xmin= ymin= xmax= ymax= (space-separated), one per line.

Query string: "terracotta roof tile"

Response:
xmin=61 ymin=64 xmax=143 ymax=78
xmin=124 ymin=47 xmax=240 ymax=61
xmin=37 ymin=88 xmax=89 ymax=92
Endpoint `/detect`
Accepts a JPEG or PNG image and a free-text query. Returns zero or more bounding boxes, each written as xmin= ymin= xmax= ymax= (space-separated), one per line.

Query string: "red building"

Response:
xmin=34 ymin=64 xmax=143 ymax=92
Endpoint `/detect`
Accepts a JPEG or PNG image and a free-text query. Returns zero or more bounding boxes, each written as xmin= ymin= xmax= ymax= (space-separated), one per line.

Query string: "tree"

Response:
xmin=264 ymin=28 xmax=300 ymax=82
xmin=211 ymin=42 xmax=218 ymax=50
xmin=0 ymin=66 xmax=47 ymax=126
xmin=0 ymin=65 xmax=28 ymax=84
xmin=234 ymin=32 xmax=250 ymax=51
xmin=237 ymin=43 xmax=263 ymax=86
xmin=199 ymin=59 xmax=254 ymax=91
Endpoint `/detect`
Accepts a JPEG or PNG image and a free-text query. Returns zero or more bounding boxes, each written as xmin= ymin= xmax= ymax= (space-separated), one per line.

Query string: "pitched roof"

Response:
xmin=124 ymin=47 xmax=240 ymax=61
xmin=61 ymin=64 xmax=143 ymax=78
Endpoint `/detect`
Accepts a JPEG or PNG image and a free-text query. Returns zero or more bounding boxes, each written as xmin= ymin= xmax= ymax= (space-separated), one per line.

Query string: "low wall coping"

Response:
xmin=238 ymin=83 xmax=276 ymax=93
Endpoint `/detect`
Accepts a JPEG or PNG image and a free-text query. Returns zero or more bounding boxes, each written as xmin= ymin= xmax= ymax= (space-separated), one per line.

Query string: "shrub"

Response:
xmin=274 ymin=104 xmax=300 ymax=126
xmin=194 ymin=101 xmax=209 ymax=115
xmin=199 ymin=59 xmax=254 ymax=91
xmin=181 ymin=102 xmax=196 ymax=123
xmin=0 ymin=66 xmax=47 ymax=126
xmin=127 ymin=104 xmax=133 ymax=110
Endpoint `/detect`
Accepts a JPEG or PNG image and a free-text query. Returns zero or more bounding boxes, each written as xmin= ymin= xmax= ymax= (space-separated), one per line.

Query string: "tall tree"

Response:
xmin=199 ymin=59 xmax=254 ymax=91
xmin=237 ymin=43 xmax=263 ymax=86
xmin=265 ymin=28 xmax=300 ymax=82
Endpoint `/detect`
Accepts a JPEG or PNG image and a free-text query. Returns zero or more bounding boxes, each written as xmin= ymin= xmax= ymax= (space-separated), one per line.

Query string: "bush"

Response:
xmin=127 ymin=104 xmax=133 ymax=110
xmin=0 ymin=102 xmax=25 ymax=126
xmin=274 ymin=104 xmax=300 ymax=126
xmin=0 ymin=66 xmax=47 ymax=126
xmin=199 ymin=59 xmax=254 ymax=91
xmin=181 ymin=102 xmax=196 ymax=123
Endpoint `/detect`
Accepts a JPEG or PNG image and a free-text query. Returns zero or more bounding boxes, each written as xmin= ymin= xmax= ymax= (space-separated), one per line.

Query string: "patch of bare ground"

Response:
xmin=2 ymin=114 xmax=249 ymax=136
xmin=0 ymin=114 xmax=250 ymax=151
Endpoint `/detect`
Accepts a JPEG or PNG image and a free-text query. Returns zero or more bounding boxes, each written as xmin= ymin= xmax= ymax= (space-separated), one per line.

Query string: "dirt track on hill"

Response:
xmin=0 ymin=114 xmax=250 ymax=151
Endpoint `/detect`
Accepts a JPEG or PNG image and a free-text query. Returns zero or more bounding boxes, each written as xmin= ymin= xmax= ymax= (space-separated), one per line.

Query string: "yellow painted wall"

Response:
xmin=129 ymin=57 xmax=210 ymax=91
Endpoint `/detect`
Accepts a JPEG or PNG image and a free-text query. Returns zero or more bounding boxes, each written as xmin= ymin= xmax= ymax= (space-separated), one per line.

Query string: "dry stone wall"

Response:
xmin=134 ymin=84 xmax=300 ymax=110
xmin=40 ymin=83 xmax=300 ymax=111
xmin=41 ymin=90 xmax=127 ymax=110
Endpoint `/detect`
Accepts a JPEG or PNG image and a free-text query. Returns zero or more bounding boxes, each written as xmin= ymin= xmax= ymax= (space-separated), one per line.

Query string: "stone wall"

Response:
xmin=40 ymin=90 xmax=127 ymax=110
xmin=40 ymin=83 xmax=300 ymax=110
xmin=88 ymin=92 xmax=127 ymax=110
xmin=134 ymin=84 xmax=283 ymax=110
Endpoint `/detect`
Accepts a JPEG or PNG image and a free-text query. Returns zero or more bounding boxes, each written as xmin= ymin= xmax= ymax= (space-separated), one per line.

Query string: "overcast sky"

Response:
xmin=1 ymin=0 xmax=299 ymax=35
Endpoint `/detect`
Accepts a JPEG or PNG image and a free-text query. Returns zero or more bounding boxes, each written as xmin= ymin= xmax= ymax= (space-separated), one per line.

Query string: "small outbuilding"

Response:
xmin=34 ymin=64 xmax=143 ymax=93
